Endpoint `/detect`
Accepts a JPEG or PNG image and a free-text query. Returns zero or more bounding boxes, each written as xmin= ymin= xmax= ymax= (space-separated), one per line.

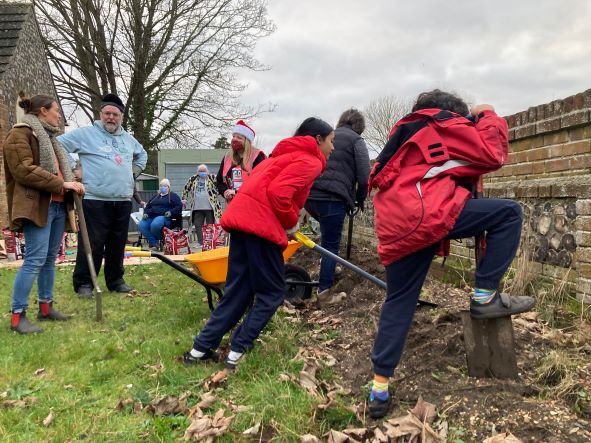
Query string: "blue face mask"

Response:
xmin=160 ymin=186 xmax=168 ymax=193
xmin=198 ymin=172 xmax=208 ymax=178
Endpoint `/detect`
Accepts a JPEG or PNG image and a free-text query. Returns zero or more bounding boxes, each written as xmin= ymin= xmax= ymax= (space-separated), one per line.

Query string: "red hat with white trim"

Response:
xmin=232 ymin=120 xmax=255 ymax=142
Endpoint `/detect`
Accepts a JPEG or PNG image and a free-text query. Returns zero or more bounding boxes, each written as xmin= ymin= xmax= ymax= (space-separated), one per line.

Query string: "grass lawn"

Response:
xmin=0 ymin=263 xmax=354 ymax=442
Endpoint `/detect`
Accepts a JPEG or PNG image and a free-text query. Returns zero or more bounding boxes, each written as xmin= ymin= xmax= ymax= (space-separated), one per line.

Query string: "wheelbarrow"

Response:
xmin=125 ymin=241 xmax=315 ymax=310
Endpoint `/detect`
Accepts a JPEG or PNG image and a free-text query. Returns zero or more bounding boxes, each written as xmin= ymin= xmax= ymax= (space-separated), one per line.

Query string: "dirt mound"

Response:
xmin=289 ymin=242 xmax=591 ymax=442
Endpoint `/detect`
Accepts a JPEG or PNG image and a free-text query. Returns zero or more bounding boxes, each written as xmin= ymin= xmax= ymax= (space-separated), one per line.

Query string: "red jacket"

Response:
xmin=369 ymin=108 xmax=508 ymax=266
xmin=221 ymin=136 xmax=326 ymax=248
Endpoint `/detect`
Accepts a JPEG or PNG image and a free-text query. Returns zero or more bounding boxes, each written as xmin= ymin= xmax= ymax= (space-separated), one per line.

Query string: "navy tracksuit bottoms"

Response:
xmin=371 ymin=198 xmax=523 ymax=377
xmin=193 ymin=231 xmax=285 ymax=354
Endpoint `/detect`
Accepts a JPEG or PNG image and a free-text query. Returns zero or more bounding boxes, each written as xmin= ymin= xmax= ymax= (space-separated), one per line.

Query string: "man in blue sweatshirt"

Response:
xmin=59 ymin=94 xmax=147 ymax=296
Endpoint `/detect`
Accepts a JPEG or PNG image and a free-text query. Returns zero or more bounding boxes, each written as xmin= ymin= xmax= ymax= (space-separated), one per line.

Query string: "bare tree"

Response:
xmin=363 ymin=95 xmax=413 ymax=156
xmin=34 ymin=0 xmax=275 ymax=172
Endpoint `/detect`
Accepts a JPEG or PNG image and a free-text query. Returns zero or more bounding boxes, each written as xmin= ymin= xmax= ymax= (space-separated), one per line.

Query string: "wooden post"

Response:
xmin=460 ymin=311 xmax=518 ymax=379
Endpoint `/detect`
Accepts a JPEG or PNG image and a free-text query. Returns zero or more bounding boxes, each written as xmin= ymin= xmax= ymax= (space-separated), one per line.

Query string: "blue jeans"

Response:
xmin=11 ymin=202 xmax=66 ymax=313
xmin=304 ymin=199 xmax=347 ymax=291
xmin=139 ymin=216 xmax=171 ymax=246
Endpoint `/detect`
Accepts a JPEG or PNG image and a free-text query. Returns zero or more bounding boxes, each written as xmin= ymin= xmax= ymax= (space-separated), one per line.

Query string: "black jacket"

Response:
xmin=307 ymin=125 xmax=370 ymax=209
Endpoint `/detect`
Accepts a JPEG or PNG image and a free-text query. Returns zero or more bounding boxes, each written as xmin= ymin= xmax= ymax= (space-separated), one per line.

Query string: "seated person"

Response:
xmin=139 ymin=178 xmax=182 ymax=249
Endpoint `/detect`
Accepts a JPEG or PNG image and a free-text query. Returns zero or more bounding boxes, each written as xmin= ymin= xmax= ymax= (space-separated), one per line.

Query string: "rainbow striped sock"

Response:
xmin=472 ymin=288 xmax=496 ymax=304
xmin=370 ymin=379 xmax=389 ymax=401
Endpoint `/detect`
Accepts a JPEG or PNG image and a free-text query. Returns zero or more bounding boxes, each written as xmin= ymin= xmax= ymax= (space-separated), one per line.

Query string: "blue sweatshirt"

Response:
xmin=58 ymin=121 xmax=148 ymax=201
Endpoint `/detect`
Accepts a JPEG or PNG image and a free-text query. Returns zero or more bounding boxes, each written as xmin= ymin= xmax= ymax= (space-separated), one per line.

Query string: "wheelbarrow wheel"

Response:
xmin=284 ymin=264 xmax=312 ymax=302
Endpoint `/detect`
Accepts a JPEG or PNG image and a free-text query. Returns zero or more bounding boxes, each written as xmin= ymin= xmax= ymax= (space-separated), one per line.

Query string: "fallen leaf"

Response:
xmin=242 ymin=422 xmax=261 ymax=436
xmin=1 ymin=400 xmax=26 ymax=409
xmin=197 ymin=392 xmax=217 ymax=410
xmin=115 ymin=398 xmax=134 ymax=411
xmin=410 ymin=396 xmax=437 ymax=424
xmin=300 ymin=434 xmax=320 ymax=443
xmin=299 ymin=369 xmax=319 ymax=396
xmin=202 ymin=369 xmax=229 ymax=390
xmin=0 ymin=392 xmax=7 ymax=399
xmin=483 ymin=433 xmax=523 ymax=443
xmin=43 ymin=409 xmax=55 ymax=427
xmin=278 ymin=373 xmax=293 ymax=382
xmin=372 ymin=427 xmax=388 ymax=442
xmin=63 ymin=384 xmax=75 ymax=390
xmin=326 ymin=429 xmax=349 ymax=443
xmin=342 ymin=428 xmax=367 ymax=438
xmin=34 ymin=368 xmax=46 ymax=376
xmin=183 ymin=408 xmax=234 ymax=441
xmin=147 ymin=392 xmax=190 ymax=416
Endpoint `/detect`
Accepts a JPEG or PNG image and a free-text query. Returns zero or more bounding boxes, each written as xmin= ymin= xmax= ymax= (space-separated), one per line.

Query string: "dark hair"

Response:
xmin=18 ymin=94 xmax=57 ymax=116
xmin=336 ymin=108 xmax=365 ymax=135
xmin=411 ymin=89 xmax=469 ymax=116
xmin=293 ymin=117 xmax=333 ymax=139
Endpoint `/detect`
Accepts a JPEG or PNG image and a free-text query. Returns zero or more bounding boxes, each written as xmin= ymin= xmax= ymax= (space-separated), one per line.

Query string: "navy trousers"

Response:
xmin=73 ymin=199 xmax=132 ymax=291
xmin=371 ymin=198 xmax=523 ymax=377
xmin=193 ymin=231 xmax=285 ymax=353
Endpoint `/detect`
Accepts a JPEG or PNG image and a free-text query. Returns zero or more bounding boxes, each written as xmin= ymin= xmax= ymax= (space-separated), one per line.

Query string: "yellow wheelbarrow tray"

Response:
xmin=125 ymin=240 xmax=314 ymax=310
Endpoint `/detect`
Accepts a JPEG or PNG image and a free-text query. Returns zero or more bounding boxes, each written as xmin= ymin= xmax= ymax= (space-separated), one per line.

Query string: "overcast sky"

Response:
xmin=236 ymin=0 xmax=591 ymax=154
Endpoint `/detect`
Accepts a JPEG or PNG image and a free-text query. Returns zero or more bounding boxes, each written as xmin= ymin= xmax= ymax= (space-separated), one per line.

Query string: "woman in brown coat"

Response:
xmin=3 ymin=95 xmax=85 ymax=334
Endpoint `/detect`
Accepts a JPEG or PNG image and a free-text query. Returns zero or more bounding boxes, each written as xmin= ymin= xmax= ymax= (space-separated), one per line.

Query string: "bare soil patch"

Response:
xmin=289 ymin=243 xmax=591 ymax=442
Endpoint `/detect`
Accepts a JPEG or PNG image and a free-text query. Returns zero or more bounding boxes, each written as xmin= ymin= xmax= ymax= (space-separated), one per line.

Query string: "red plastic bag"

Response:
xmin=163 ymin=227 xmax=191 ymax=255
xmin=2 ymin=228 xmax=24 ymax=261
xmin=201 ymin=224 xmax=229 ymax=251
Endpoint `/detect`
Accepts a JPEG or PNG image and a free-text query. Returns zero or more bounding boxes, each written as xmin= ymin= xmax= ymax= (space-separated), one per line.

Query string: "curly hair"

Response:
xmin=336 ymin=108 xmax=365 ymax=135
xmin=411 ymin=89 xmax=469 ymax=116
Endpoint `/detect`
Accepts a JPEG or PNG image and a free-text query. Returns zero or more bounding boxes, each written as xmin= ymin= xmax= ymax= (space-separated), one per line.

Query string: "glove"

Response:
xmin=164 ymin=211 xmax=171 ymax=218
xmin=285 ymin=223 xmax=299 ymax=239
xmin=142 ymin=214 xmax=149 ymax=220
xmin=132 ymin=165 xmax=142 ymax=179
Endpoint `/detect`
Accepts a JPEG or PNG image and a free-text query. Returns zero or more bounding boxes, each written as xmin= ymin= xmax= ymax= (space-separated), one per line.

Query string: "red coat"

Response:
xmin=369 ymin=108 xmax=508 ymax=266
xmin=221 ymin=136 xmax=326 ymax=248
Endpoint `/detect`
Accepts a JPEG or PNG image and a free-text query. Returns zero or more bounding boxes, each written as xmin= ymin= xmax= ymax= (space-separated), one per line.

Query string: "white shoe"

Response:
xmin=316 ymin=288 xmax=347 ymax=306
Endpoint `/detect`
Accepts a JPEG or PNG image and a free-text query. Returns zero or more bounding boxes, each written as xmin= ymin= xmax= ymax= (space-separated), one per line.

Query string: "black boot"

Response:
xmin=38 ymin=301 xmax=69 ymax=321
xmin=11 ymin=311 xmax=43 ymax=334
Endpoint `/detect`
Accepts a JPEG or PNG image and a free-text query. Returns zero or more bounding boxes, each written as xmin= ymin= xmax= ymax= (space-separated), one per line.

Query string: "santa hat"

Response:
xmin=232 ymin=120 xmax=255 ymax=142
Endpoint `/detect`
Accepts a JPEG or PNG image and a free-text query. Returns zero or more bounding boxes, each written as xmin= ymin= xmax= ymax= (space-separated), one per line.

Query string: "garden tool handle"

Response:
xmin=73 ymin=193 xmax=103 ymax=322
xmin=127 ymin=250 xmax=152 ymax=258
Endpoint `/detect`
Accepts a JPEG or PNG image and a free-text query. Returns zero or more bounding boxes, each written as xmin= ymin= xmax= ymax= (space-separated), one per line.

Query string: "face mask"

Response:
xmin=159 ymin=186 xmax=168 ymax=193
xmin=198 ymin=172 xmax=208 ymax=178
xmin=231 ymin=139 xmax=244 ymax=152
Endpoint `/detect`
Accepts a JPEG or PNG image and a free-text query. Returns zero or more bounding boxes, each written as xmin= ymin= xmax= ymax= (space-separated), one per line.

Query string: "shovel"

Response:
xmin=293 ymin=231 xmax=437 ymax=308
xmin=73 ymin=193 xmax=103 ymax=321
xmin=345 ymin=207 xmax=360 ymax=260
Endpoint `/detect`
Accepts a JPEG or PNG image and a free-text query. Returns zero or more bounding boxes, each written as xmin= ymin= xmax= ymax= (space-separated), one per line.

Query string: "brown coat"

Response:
xmin=3 ymin=124 xmax=76 ymax=231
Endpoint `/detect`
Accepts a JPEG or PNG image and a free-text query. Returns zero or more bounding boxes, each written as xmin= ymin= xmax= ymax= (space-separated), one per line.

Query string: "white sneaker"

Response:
xmin=316 ymin=288 xmax=347 ymax=306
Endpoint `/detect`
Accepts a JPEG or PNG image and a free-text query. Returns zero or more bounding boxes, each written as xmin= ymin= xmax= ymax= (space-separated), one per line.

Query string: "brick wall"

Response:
xmin=349 ymin=90 xmax=591 ymax=303
xmin=0 ymin=11 xmax=60 ymax=229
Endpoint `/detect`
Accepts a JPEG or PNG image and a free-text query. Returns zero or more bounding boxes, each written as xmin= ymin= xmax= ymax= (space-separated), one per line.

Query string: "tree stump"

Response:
xmin=460 ymin=311 xmax=518 ymax=379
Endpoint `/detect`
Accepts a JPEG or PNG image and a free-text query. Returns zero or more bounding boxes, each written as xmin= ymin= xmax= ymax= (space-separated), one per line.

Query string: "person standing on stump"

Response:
xmin=366 ymin=89 xmax=535 ymax=419
xmin=58 ymin=93 xmax=147 ymax=297
xmin=183 ymin=117 xmax=334 ymax=371
xmin=3 ymin=95 xmax=85 ymax=333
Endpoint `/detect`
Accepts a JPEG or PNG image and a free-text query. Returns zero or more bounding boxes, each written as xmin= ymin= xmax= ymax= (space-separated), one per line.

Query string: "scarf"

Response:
xmin=22 ymin=114 xmax=74 ymax=182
